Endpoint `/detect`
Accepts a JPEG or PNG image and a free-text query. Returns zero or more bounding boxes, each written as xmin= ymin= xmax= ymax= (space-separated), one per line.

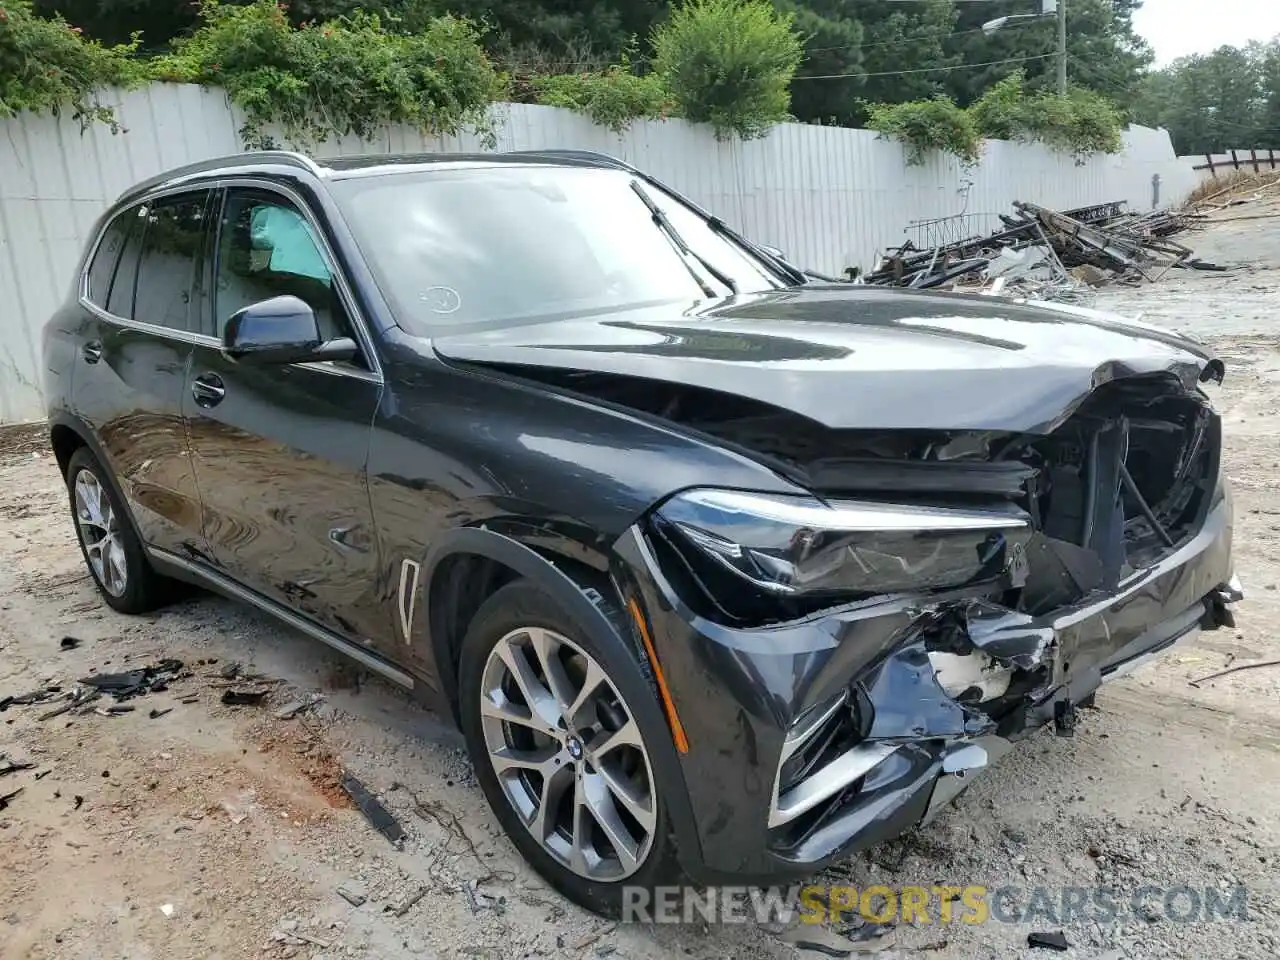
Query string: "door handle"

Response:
xmin=191 ymin=373 xmax=226 ymax=408
xmin=82 ymin=341 xmax=103 ymax=364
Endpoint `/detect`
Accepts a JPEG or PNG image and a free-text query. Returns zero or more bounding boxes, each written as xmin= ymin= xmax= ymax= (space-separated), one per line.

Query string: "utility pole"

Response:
xmin=1056 ymin=0 xmax=1067 ymax=94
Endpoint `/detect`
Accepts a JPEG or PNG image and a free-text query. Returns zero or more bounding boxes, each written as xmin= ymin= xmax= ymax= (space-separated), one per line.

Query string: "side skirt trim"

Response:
xmin=147 ymin=547 xmax=415 ymax=689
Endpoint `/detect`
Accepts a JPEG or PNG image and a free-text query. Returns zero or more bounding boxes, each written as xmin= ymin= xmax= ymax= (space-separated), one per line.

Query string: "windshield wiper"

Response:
xmin=701 ymin=214 xmax=808 ymax=287
xmin=629 ymin=179 xmax=738 ymax=296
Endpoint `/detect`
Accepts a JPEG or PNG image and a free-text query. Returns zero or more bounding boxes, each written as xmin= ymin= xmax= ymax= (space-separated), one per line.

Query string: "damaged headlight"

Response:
xmin=655 ymin=489 xmax=1031 ymax=599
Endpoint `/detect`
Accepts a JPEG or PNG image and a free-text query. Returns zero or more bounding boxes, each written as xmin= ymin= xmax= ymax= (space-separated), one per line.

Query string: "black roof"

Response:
xmin=116 ymin=149 xmax=636 ymax=206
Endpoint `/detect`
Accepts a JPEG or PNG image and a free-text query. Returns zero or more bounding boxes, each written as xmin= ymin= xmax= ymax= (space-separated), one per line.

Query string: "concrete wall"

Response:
xmin=0 ymin=83 xmax=1196 ymax=423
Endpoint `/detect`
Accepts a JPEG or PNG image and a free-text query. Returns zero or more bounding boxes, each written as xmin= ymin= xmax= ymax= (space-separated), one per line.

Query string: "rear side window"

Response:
xmin=85 ymin=213 xmax=132 ymax=307
xmin=133 ymin=192 xmax=212 ymax=333
xmin=106 ymin=207 xmax=146 ymax=319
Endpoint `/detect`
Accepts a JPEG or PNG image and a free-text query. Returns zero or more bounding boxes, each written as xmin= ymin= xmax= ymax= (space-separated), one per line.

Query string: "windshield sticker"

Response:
xmin=420 ymin=286 xmax=462 ymax=314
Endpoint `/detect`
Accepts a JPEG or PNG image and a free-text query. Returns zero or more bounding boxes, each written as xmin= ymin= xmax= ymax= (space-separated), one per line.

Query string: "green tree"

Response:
xmin=652 ymin=0 xmax=803 ymax=139
xmin=774 ymin=0 xmax=863 ymax=127
xmin=856 ymin=0 xmax=959 ymax=107
xmin=1135 ymin=43 xmax=1278 ymax=154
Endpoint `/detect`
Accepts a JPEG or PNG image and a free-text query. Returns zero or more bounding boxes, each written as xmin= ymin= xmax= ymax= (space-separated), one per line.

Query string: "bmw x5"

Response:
xmin=42 ymin=150 xmax=1242 ymax=916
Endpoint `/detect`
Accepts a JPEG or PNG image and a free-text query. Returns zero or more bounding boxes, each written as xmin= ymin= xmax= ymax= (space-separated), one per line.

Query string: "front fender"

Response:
xmin=417 ymin=525 xmax=705 ymax=876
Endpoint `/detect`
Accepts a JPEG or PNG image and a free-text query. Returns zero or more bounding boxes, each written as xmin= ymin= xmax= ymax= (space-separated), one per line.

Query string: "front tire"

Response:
xmin=65 ymin=447 xmax=169 ymax=614
xmin=458 ymin=579 xmax=682 ymax=916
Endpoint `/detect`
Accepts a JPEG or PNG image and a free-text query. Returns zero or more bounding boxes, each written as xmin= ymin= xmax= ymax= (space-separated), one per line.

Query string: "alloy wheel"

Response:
xmin=479 ymin=627 xmax=657 ymax=882
xmin=74 ymin=469 xmax=128 ymax=597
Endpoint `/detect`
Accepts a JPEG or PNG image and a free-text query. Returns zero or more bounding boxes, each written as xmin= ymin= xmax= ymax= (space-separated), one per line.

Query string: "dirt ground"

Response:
xmin=3 ymin=204 xmax=1280 ymax=960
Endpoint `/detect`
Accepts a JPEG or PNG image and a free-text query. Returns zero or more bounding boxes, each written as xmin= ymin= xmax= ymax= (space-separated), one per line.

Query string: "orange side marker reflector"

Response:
xmin=628 ymin=597 xmax=690 ymax=754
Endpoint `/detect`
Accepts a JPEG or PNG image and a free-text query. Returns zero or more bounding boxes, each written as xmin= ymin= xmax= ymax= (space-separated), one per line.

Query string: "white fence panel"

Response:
xmin=0 ymin=84 xmax=1194 ymax=424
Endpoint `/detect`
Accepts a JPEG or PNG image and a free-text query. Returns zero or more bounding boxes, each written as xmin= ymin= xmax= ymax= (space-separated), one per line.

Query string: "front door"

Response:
xmin=182 ymin=185 xmax=386 ymax=643
xmin=72 ymin=190 xmax=214 ymax=557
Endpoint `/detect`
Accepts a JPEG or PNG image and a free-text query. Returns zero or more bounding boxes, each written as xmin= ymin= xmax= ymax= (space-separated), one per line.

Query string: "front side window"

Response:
xmin=133 ymin=192 xmax=212 ymax=333
xmin=331 ymin=165 xmax=783 ymax=337
xmin=214 ymin=190 xmax=351 ymax=343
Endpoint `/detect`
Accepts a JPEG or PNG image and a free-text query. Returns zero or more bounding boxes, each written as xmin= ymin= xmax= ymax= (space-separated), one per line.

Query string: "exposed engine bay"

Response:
xmin=503 ymin=365 xmax=1220 ymax=626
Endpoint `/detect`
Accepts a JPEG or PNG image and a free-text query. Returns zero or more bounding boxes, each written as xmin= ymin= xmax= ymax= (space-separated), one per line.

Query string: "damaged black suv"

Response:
xmin=42 ymin=150 xmax=1242 ymax=916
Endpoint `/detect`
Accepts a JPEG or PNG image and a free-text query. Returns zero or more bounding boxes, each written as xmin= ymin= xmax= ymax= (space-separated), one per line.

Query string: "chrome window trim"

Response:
xmin=294 ymin=359 xmax=383 ymax=383
xmin=79 ymin=299 xmax=221 ymax=348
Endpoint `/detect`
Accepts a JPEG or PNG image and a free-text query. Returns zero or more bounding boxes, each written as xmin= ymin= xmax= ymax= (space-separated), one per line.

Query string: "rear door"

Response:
xmin=72 ymin=190 xmax=215 ymax=556
xmin=183 ymin=183 xmax=387 ymax=643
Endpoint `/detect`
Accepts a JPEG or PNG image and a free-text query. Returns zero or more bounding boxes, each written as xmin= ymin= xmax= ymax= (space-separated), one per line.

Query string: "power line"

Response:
xmin=792 ymin=52 xmax=1058 ymax=80
xmin=803 ymin=18 xmax=1041 ymax=56
xmin=495 ymin=17 xmax=1047 ymax=71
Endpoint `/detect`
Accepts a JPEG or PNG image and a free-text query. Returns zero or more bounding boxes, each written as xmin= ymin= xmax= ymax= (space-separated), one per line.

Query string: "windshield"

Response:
xmin=331 ymin=165 xmax=784 ymax=336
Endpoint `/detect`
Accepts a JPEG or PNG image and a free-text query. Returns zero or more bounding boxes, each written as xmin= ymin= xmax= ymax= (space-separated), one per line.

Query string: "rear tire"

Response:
xmin=65 ymin=447 xmax=169 ymax=614
xmin=457 ymin=579 xmax=682 ymax=917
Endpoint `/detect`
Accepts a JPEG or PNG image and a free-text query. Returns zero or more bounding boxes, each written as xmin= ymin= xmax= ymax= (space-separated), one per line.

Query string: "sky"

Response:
xmin=1132 ymin=0 xmax=1280 ymax=65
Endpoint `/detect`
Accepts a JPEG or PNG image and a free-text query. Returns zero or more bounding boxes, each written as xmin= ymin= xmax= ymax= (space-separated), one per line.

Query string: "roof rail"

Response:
xmin=116 ymin=150 xmax=323 ymax=205
xmin=502 ymin=149 xmax=639 ymax=173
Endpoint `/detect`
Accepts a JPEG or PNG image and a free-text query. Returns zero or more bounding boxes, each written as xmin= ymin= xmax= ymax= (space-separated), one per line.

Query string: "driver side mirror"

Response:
xmin=222 ymin=296 xmax=357 ymax=366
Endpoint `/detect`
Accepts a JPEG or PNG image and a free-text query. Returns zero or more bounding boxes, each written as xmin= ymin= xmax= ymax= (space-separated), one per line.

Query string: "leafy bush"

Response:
xmin=969 ymin=73 xmax=1124 ymax=163
xmin=153 ymin=0 xmax=502 ymax=148
xmin=1019 ymin=87 xmax=1124 ymax=162
xmin=0 ymin=0 xmax=145 ymax=128
xmin=651 ymin=0 xmax=802 ymax=140
xmin=532 ymin=62 xmax=674 ymax=133
xmin=968 ymin=73 xmax=1025 ymax=142
xmin=867 ymin=96 xmax=982 ymax=166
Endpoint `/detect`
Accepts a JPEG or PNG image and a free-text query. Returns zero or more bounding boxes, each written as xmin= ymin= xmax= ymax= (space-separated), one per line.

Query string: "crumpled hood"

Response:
xmin=432 ymin=285 xmax=1219 ymax=433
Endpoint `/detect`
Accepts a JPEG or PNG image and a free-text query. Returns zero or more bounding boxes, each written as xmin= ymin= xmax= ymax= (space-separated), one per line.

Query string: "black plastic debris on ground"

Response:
xmin=0 ymin=686 xmax=62 ymax=712
xmin=0 ymin=788 xmax=22 ymax=811
xmin=341 ymin=772 xmax=405 ymax=848
xmin=60 ymin=636 xmax=82 ymax=650
xmin=37 ymin=687 xmax=99 ymax=721
xmin=79 ymin=659 xmax=186 ymax=702
xmin=0 ymin=756 xmax=36 ymax=777
xmin=1027 ymin=931 xmax=1071 ymax=951
xmin=220 ymin=689 xmax=268 ymax=707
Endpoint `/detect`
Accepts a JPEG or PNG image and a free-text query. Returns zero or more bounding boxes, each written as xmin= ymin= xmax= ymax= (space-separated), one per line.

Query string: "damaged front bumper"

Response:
xmin=612 ymin=492 xmax=1239 ymax=885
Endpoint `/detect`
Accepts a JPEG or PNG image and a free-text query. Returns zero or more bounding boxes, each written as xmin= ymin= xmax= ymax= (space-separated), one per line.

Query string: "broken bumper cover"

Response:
xmin=613 ymin=495 xmax=1238 ymax=884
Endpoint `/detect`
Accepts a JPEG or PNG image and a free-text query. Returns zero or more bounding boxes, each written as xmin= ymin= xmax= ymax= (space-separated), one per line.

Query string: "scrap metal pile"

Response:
xmin=863 ymin=200 xmax=1213 ymax=304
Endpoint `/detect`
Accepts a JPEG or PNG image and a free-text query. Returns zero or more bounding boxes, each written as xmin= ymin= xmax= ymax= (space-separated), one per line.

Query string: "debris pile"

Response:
xmin=863 ymin=199 xmax=1214 ymax=303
